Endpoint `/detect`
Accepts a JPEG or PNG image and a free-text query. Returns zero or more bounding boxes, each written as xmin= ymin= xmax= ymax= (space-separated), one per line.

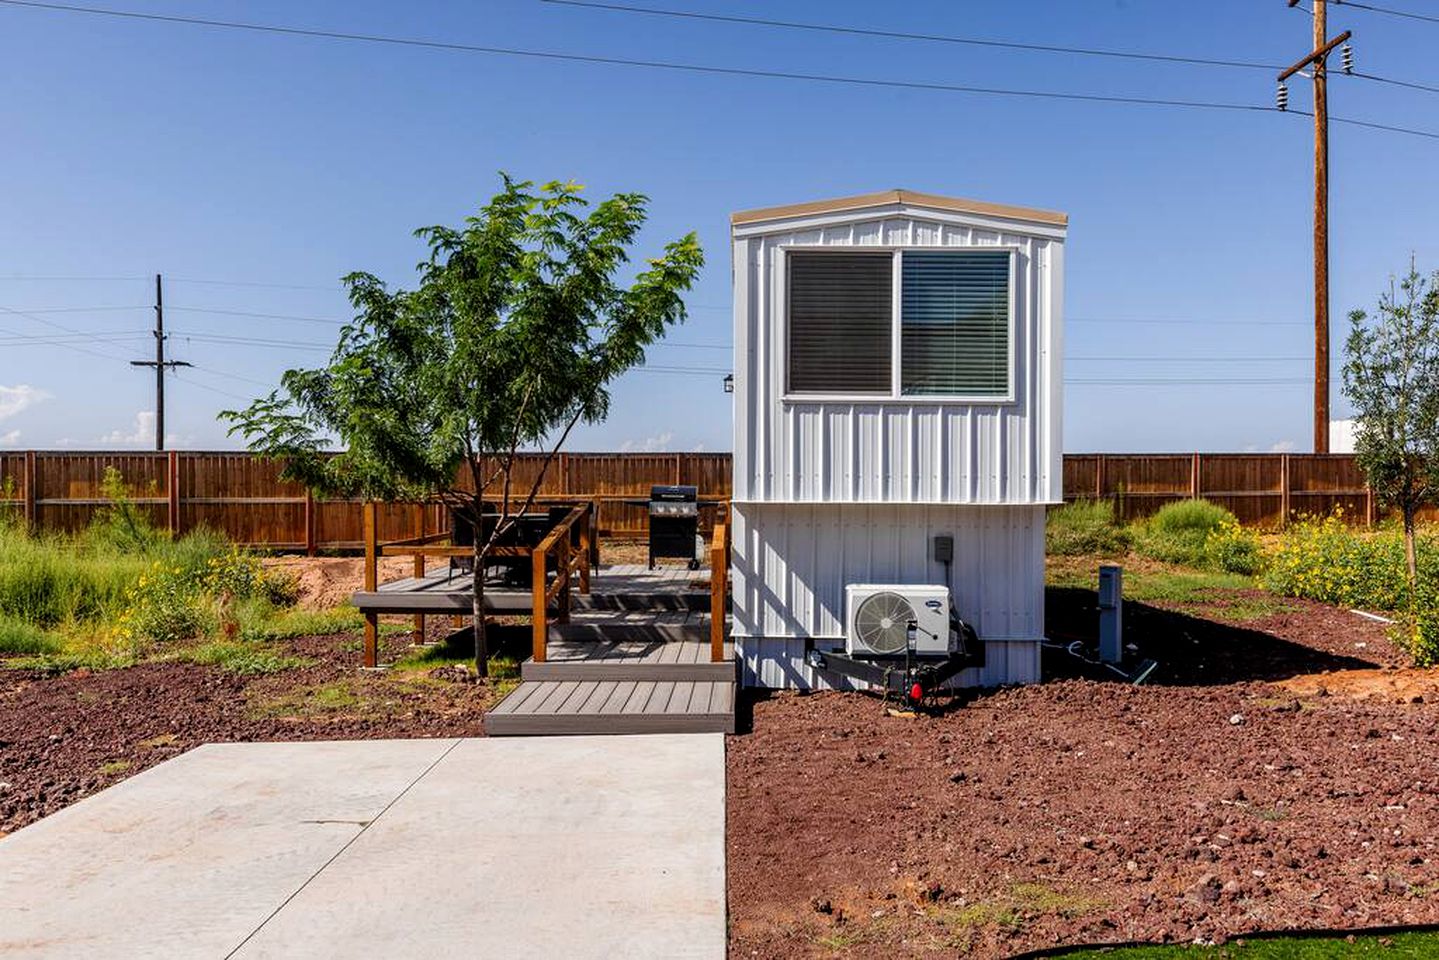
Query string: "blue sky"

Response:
xmin=2 ymin=0 xmax=1436 ymax=453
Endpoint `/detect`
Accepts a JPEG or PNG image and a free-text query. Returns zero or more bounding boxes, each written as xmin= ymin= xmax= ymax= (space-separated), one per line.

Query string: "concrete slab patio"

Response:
xmin=0 ymin=735 xmax=725 ymax=959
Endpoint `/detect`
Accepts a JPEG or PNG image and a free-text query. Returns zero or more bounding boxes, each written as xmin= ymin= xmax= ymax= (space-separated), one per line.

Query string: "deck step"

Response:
xmin=485 ymin=680 xmax=735 ymax=736
xmin=574 ymin=592 xmax=718 ymax=613
xmin=548 ymin=620 xmax=712 ymax=645
xmin=522 ymin=640 xmax=735 ymax=682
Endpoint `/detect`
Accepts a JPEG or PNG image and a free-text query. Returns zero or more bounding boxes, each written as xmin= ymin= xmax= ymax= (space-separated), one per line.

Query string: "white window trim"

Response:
xmin=778 ymin=244 xmax=1020 ymax=406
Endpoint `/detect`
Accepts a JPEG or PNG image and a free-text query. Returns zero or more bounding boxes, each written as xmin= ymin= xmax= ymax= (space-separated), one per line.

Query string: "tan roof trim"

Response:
xmin=730 ymin=189 xmax=1067 ymax=228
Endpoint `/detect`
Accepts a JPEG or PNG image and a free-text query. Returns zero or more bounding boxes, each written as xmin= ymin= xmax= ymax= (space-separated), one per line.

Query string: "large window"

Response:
xmin=786 ymin=251 xmax=892 ymax=395
xmin=785 ymin=248 xmax=1013 ymax=399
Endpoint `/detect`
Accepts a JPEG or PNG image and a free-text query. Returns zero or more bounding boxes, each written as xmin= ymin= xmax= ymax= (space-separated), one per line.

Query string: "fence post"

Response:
xmin=412 ymin=502 xmax=426 ymax=645
xmin=23 ymin=450 xmax=36 ymax=531
xmin=674 ymin=453 xmax=683 ymax=485
xmin=1094 ymin=453 xmax=1104 ymax=501
xmin=1190 ymin=452 xmax=1201 ymax=500
xmin=1280 ymin=453 xmax=1291 ymax=528
xmin=167 ymin=450 xmax=180 ymax=536
xmin=304 ymin=489 xmax=317 ymax=556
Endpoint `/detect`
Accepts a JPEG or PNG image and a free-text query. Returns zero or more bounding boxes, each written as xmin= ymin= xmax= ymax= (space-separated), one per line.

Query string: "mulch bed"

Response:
xmin=727 ymin=596 xmax=1439 ymax=958
xmin=0 ymin=630 xmax=495 ymax=836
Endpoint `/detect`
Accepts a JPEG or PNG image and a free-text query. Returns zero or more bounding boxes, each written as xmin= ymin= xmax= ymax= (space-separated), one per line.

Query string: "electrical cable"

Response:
xmin=0 ymin=303 xmax=145 ymax=362
xmin=1333 ymin=0 xmax=1439 ymax=26
xmin=541 ymin=0 xmax=1286 ymax=71
xmin=5 ymin=0 xmax=1438 ymax=139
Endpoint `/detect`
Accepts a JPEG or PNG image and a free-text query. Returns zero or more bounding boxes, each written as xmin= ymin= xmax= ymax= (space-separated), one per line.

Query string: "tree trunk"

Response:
xmin=472 ymin=540 xmax=489 ymax=677
xmin=1405 ymin=507 xmax=1420 ymax=591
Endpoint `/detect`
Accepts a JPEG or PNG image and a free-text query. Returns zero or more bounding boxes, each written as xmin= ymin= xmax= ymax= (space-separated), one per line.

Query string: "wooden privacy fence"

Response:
xmin=0 ymin=450 xmax=1415 ymax=544
xmin=1062 ymin=452 xmax=1424 ymax=528
xmin=0 ymin=451 xmax=732 ymax=549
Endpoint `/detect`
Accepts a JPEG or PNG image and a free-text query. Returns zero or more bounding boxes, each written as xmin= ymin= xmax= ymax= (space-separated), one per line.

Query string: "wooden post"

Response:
xmin=710 ymin=515 xmax=728 ymax=663
xmin=531 ymin=545 xmax=548 ymax=663
xmin=362 ymin=501 xmax=378 ymax=668
xmin=23 ymin=450 xmax=36 ymax=531
xmin=411 ymin=503 xmax=426 ymax=644
xmin=1094 ymin=453 xmax=1105 ymax=501
xmin=557 ymin=536 xmax=571 ymax=626
xmin=1280 ymin=453 xmax=1292 ymax=528
xmin=166 ymin=450 xmax=180 ymax=536
xmin=674 ymin=452 xmax=683 ymax=485
xmin=578 ymin=502 xmax=592 ymax=595
xmin=1278 ymin=5 xmax=1346 ymax=453
xmin=303 ymin=489 xmax=317 ymax=556
xmin=1312 ymin=0 xmax=1331 ymax=454
xmin=1190 ymin=452 xmax=1201 ymax=500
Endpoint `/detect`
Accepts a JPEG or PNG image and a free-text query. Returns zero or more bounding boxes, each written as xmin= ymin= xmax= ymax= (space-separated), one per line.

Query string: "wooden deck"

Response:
xmin=484 ymin=679 xmax=735 ymax=736
xmin=351 ymin=563 xmax=713 ymax=615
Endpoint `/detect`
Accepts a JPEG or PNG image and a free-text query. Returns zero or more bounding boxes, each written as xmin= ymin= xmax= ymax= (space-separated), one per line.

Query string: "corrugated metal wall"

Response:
xmin=730 ymin=502 xmax=1045 ymax=688
xmin=732 ymin=209 xmax=1064 ymax=505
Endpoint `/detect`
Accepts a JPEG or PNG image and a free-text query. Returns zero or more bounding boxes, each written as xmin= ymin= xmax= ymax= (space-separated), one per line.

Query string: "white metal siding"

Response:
xmin=732 ymin=209 xmax=1064 ymax=505
xmin=731 ymin=502 xmax=1045 ymax=686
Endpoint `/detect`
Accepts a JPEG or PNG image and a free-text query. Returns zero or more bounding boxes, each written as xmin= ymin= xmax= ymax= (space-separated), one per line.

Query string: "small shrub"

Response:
xmin=1134 ymin=499 xmax=1235 ymax=567
xmin=1046 ymin=500 xmax=1131 ymax=556
xmin=203 ymin=548 xmax=297 ymax=605
xmin=239 ymin=604 xmax=366 ymax=642
xmin=1261 ymin=513 xmax=1427 ymax=611
xmin=1396 ymin=581 xmax=1439 ymax=667
xmin=114 ymin=562 xmax=210 ymax=648
xmin=85 ymin=466 xmax=163 ymax=553
xmin=1203 ymin=516 xmax=1264 ymax=576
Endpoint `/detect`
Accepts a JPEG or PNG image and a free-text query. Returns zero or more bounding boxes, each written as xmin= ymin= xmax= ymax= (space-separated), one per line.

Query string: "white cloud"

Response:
xmin=0 ymin=429 xmax=20 ymax=446
xmin=99 ymin=411 xmax=183 ymax=448
xmin=619 ymin=431 xmax=674 ymax=453
xmin=0 ymin=384 xmax=50 ymax=422
xmin=1269 ymin=439 xmax=1298 ymax=453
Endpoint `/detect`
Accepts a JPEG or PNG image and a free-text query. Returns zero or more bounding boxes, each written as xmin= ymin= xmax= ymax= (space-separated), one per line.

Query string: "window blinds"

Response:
xmin=786 ymin=251 xmax=892 ymax=395
xmin=901 ymin=250 xmax=1011 ymax=397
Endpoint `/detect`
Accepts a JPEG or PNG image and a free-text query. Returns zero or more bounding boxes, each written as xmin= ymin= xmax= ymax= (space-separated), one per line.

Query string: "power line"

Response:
xmin=7 ymin=0 xmax=1435 ymax=141
xmin=0 ymin=303 xmax=143 ymax=362
xmin=1067 ymin=356 xmax=1309 ymax=362
xmin=543 ymin=0 xmax=1285 ymax=71
xmin=1 ymin=304 xmax=147 ymax=314
xmin=0 ymin=0 xmax=1283 ymax=114
xmin=167 ymin=276 xmax=342 ymax=292
xmin=1349 ymin=70 xmax=1439 ymax=96
xmin=1333 ymin=0 xmax=1439 ymax=26
xmin=168 ymin=305 xmax=347 ymax=325
xmin=1071 ymin=319 xmax=1305 ymax=327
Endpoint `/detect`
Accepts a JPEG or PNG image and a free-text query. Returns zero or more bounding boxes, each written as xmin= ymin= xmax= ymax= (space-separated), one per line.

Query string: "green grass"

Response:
xmin=1134 ymin=499 xmax=1237 ymax=568
xmin=238 ymin=603 xmax=367 ymax=641
xmin=166 ymin=640 xmax=313 ymax=675
xmin=0 ymin=613 xmax=64 ymax=655
xmin=1053 ymin=930 xmax=1439 ymax=958
xmin=1047 ymin=556 xmax=1295 ymax=622
xmin=1048 ymin=500 xmax=1132 ymax=557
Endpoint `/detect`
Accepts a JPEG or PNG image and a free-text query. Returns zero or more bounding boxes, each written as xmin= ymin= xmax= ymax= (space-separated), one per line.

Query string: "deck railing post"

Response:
xmin=578 ymin=501 xmax=592 ymax=594
xmin=710 ymin=511 xmax=728 ymax=663
xmin=362 ymin=501 xmax=379 ymax=668
xmin=557 ymin=536 xmax=571 ymax=625
xmin=411 ymin=503 xmax=426 ymax=645
xmin=532 ymin=543 xmax=548 ymax=663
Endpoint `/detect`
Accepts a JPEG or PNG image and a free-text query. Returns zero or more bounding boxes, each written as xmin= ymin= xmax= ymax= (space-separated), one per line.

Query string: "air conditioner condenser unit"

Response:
xmin=844 ymin=584 xmax=955 ymax=658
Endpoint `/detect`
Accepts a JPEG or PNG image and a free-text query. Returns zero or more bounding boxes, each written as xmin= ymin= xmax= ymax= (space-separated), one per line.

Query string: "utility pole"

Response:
xmin=130 ymin=273 xmax=190 ymax=451
xmin=1279 ymin=0 xmax=1350 ymax=454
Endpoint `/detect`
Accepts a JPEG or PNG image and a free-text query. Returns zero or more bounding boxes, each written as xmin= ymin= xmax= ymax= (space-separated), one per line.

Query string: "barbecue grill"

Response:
xmin=648 ymin=484 xmax=702 ymax=570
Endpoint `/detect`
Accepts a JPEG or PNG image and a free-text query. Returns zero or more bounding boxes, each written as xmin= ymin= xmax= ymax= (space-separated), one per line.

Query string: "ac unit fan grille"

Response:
xmin=853 ymin=591 xmax=916 ymax=655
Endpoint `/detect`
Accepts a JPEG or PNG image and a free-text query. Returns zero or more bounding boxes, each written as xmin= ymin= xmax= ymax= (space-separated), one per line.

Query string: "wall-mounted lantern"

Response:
xmin=723 ymin=373 xmax=734 ymax=394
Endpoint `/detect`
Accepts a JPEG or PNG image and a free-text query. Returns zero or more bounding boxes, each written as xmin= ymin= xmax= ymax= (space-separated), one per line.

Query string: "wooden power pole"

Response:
xmin=130 ymin=273 xmax=191 ymax=451
xmin=1279 ymin=0 xmax=1350 ymax=454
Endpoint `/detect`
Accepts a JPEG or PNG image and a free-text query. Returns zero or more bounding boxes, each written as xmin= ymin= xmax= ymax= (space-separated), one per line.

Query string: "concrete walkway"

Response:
xmin=0 ymin=735 xmax=725 ymax=959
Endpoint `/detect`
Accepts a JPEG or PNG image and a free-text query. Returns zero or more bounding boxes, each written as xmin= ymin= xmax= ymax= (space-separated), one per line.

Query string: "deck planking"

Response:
xmin=485 ymin=679 xmax=734 ymax=736
xmin=352 ymin=563 xmax=715 ymax=615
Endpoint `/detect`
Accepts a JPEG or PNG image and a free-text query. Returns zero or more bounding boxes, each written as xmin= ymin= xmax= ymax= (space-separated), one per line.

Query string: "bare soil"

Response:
xmin=728 ymin=594 xmax=1439 ymax=958
xmin=0 ymin=630 xmax=497 ymax=837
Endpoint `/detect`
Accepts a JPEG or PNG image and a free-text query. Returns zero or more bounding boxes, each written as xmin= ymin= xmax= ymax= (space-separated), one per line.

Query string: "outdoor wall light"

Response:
xmin=723 ymin=373 xmax=734 ymax=394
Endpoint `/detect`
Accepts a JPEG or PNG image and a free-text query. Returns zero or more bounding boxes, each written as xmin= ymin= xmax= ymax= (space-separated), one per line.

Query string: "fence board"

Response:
xmin=2 ymin=451 xmax=1418 ymax=546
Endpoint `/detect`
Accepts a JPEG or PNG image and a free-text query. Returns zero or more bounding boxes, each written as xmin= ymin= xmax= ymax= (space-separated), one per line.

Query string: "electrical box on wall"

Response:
xmin=933 ymin=535 xmax=954 ymax=565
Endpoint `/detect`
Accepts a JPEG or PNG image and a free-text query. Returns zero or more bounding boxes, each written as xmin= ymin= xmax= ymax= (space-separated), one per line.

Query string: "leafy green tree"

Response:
xmin=223 ymin=176 xmax=703 ymax=674
xmin=1342 ymin=261 xmax=1439 ymax=587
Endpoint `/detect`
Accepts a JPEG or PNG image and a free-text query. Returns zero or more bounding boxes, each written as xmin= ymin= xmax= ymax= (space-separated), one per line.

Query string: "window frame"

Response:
xmin=779 ymin=244 xmax=1019 ymax=405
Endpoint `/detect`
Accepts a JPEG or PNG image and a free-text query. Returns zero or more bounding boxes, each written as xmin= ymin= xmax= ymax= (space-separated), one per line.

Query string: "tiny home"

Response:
xmin=728 ymin=189 xmax=1067 ymax=689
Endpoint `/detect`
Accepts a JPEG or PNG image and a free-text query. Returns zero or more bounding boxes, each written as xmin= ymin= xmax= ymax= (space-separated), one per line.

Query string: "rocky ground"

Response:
xmin=0 ymin=629 xmax=497 ymax=836
xmin=727 ymin=595 xmax=1439 ymax=958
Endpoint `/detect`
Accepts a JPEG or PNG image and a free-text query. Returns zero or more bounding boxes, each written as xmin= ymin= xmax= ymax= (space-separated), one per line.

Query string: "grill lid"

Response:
xmin=649 ymin=484 xmax=697 ymax=503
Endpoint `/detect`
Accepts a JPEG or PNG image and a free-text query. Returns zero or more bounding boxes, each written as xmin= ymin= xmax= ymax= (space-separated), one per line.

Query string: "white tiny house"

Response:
xmin=728 ymin=190 xmax=1067 ymax=689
